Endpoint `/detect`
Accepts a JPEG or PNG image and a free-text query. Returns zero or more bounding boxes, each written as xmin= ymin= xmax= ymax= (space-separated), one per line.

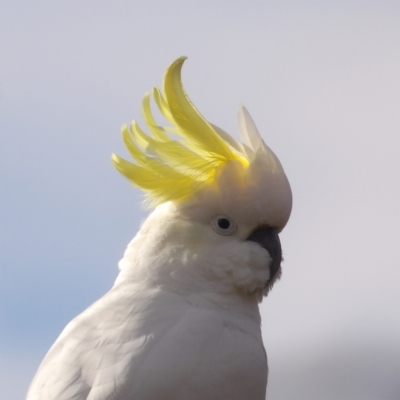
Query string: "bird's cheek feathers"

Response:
xmin=191 ymin=241 xmax=272 ymax=295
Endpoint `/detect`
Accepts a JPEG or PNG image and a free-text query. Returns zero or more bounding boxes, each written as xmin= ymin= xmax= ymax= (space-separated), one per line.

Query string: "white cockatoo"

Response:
xmin=27 ymin=57 xmax=292 ymax=400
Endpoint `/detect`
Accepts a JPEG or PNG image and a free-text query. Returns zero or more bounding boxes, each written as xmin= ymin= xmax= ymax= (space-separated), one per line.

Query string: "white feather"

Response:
xmin=237 ymin=105 xmax=264 ymax=157
xmin=27 ymin=203 xmax=269 ymax=400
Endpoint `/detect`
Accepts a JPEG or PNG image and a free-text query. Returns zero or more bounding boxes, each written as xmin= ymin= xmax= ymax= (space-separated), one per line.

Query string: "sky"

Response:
xmin=1 ymin=1 xmax=400 ymax=399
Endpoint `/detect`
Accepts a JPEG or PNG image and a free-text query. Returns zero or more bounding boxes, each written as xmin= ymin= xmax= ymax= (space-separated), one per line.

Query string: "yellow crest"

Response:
xmin=112 ymin=57 xmax=250 ymax=206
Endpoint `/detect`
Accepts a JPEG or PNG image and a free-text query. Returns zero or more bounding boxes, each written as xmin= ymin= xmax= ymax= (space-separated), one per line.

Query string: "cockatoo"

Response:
xmin=27 ymin=57 xmax=292 ymax=400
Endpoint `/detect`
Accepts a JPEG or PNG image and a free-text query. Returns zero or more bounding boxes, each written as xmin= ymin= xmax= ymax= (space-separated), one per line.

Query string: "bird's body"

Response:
xmin=30 ymin=288 xmax=267 ymax=400
xmin=27 ymin=57 xmax=292 ymax=400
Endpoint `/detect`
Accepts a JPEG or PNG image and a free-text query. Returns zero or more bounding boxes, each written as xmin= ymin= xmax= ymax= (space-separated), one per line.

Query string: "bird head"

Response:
xmin=113 ymin=57 xmax=292 ymax=300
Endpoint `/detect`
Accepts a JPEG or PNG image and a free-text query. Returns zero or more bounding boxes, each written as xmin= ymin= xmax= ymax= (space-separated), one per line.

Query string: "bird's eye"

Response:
xmin=211 ymin=215 xmax=236 ymax=235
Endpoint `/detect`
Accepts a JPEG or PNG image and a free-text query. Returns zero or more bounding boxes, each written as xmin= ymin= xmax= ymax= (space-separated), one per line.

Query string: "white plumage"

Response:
xmin=27 ymin=58 xmax=292 ymax=400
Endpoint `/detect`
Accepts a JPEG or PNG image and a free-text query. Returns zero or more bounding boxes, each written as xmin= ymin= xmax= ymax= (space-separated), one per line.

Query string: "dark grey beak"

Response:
xmin=247 ymin=226 xmax=282 ymax=290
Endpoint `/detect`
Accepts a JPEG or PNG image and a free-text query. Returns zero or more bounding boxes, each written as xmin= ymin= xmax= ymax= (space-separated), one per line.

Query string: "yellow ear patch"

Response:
xmin=112 ymin=57 xmax=249 ymax=207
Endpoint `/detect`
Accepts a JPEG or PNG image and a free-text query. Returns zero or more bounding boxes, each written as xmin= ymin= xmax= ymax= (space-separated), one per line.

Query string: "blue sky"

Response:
xmin=1 ymin=1 xmax=400 ymax=399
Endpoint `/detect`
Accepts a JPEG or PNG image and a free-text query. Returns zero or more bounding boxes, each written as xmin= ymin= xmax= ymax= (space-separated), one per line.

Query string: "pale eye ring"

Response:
xmin=211 ymin=215 xmax=236 ymax=235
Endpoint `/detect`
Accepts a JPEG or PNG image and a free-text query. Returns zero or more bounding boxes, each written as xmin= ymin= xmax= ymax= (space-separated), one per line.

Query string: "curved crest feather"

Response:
xmin=112 ymin=57 xmax=249 ymax=207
